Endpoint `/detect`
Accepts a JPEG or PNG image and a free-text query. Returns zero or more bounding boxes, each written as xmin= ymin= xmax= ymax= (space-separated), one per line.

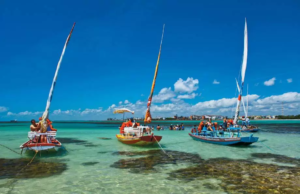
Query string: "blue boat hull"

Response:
xmin=242 ymin=128 xmax=260 ymax=133
xmin=189 ymin=133 xmax=258 ymax=146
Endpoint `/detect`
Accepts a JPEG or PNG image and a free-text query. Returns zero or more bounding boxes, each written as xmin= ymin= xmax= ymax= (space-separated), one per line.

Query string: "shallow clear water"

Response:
xmin=1 ymin=122 xmax=300 ymax=194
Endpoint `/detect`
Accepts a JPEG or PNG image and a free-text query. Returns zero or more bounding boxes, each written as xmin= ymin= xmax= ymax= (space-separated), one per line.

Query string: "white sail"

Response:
xmin=41 ymin=23 xmax=76 ymax=123
xmin=241 ymin=18 xmax=248 ymax=84
xmin=233 ymin=19 xmax=248 ymax=124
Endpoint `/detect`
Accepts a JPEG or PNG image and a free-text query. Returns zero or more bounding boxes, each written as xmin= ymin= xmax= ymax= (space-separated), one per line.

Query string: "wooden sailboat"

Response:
xmin=189 ymin=19 xmax=258 ymax=145
xmin=20 ymin=23 xmax=75 ymax=151
xmin=115 ymin=25 xmax=165 ymax=146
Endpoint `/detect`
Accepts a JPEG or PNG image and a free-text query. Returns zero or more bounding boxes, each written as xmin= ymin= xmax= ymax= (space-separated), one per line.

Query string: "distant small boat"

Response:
xmin=115 ymin=24 xmax=165 ymax=146
xmin=20 ymin=23 xmax=75 ymax=152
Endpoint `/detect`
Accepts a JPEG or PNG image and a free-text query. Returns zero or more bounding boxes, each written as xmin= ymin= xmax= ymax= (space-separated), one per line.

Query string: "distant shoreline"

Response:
xmin=1 ymin=118 xmax=300 ymax=124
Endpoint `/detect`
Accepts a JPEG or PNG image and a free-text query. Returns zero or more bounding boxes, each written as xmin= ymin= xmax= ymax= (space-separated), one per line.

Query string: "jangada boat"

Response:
xmin=116 ymin=125 xmax=162 ymax=146
xmin=115 ymin=25 xmax=165 ymax=146
xmin=20 ymin=23 xmax=75 ymax=152
xmin=190 ymin=19 xmax=258 ymax=146
xmin=189 ymin=131 xmax=258 ymax=146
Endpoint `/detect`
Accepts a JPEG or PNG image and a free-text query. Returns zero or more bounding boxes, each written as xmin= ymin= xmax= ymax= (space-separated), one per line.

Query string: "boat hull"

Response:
xmin=189 ymin=133 xmax=258 ymax=146
xmin=242 ymin=128 xmax=260 ymax=133
xmin=116 ymin=134 xmax=162 ymax=146
xmin=20 ymin=140 xmax=61 ymax=151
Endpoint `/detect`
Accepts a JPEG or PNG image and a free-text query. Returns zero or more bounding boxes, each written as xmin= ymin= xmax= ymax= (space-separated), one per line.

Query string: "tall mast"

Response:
xmin=246 ymin=84 xmax=249 ymax=117
xmin=41 ymin=23 xmax=76 ymax=124
xmin=144 ymin=24 xmax=165 ymax=123
xmin=233 ymin=19 xmax=248 ymax=124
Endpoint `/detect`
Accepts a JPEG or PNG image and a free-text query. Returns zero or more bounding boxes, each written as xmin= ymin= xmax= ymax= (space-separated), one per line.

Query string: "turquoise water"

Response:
xmin=1 ymin=122 xmax=300 ymax=194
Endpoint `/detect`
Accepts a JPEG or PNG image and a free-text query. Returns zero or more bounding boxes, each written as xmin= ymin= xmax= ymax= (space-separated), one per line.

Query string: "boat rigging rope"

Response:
xmin=2 ymin=150 xmax=39 ymax=193
xmin=153 ymin=135 xmax=174 ymax=160
xmin=0 ymin=144 xmax=21 ymax=155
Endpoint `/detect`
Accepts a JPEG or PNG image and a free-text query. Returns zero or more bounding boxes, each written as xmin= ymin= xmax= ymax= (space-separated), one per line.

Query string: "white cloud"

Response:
xmin=191 ymin=95 xmax=260 ymax=111
xmin=152 ymin=87 xmax=176 ymax=103
xmin=174 ymin=77 xmax=199 ymax=93
xmin=119 ymin=101 xmax=122 ymax=105
xmin=256 ymin=92 xmax=300 ymax=105
xmin=287 ymin=78 xmax=293 ymax=83
xmin=177 ymin=93 xmax=198 ymax=99
xmin=7 ymin=111 xmax=43 ymax=116
xmin=124 ymin=100 xmax=130 ymax=104
xmin=213 ymin=79 xmax=220 ymax=84
xmin=81 ymin=108 xmax=103 ymax=115
xmin=4 ymin=92 xmax=300 ymax=120
xmin=0 ymin=106 xmax=8 ymax=112
xmin=264 ymin=77 xmax=276 ymax=86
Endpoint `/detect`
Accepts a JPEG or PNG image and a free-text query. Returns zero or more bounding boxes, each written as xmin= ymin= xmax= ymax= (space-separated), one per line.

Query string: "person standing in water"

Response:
xmin=181 ymin=123 xmax=185 ymax=130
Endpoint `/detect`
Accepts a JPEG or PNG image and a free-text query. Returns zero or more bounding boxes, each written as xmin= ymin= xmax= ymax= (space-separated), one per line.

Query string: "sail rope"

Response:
xmin=0 ymin=144 xmax=22 ymax=155
xmin=152 ymin=135 xmax=174 ymax=160
xmin=1 ymin=150 xmax=39 ymax=193
xmin=259 ymin=140 xmax=299 ymax=159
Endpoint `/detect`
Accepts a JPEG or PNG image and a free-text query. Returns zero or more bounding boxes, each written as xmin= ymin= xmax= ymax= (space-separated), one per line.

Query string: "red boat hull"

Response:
xmin=20 ymin=139 xmax=61 ymax=151
xmin=116 ymin=134 xmax=162 ymax=146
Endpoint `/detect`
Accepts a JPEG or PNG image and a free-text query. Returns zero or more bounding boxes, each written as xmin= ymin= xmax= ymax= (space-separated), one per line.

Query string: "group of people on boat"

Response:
xmin=190 ymin=116 xmax=252 ymax=134
xmin=29 ymin=118 xmax=57 ymax=143
xmin=169 ymin=123 xmax=185 ymax=130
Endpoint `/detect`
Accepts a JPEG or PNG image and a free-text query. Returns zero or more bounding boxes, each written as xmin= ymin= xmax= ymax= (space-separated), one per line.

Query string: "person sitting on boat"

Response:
xmin=198 ymin=122 xmax=204 ymax=133
xmin=227 ymin=119 xmax=234 ymax=128
xmin=30 ymin=119 xmax=41 ymax=143
xmin=241 ymin=116 xmax=246 ymax=127
xmin=30 ymin=119 xmax=40 ymax=132
xmin=213 ymin=122 xmax=218 ymax=131
xmin=46 ymin=119 xmax=57 ymax=132
xmin=206 ymin=119 xmax=213 ymax=131
xmin=246 ymin=117 xmax=250 ymax=126
xmin=191 ymin=126 xmax=197 ymax=134
xmin=222 ymin=118 xmax=227 ymax=130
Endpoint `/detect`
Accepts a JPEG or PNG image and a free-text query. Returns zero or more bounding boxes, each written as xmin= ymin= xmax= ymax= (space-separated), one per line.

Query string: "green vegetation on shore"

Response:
xmin=276 ymin=115 xmax=300 ymax=119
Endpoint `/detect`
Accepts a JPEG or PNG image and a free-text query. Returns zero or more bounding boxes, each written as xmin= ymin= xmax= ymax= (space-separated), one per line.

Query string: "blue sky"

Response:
xmin=1 ymin=0 xmax=300 ymax=121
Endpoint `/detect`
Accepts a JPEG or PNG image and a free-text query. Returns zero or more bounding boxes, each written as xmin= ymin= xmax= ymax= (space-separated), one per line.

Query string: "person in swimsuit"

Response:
xmin=206 ymin=119 xmax=213 ymax=131
xmin=30 ymin=119 xmax=40 ymax=132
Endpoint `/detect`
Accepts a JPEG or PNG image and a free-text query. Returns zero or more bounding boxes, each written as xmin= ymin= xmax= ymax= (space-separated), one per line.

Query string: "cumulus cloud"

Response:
xmin=152 ymin=87 xmax=176 ymax=103
xmin=5 ymin=92 xmax=300 ymax=120
xmin=287 ymin=78 xmax=293 ymax=83
xmin=213 ymin=80 xmax=220 ymax=84
xmin=264 ymin=77 xmax=276 ymax=86
xmin=119 ymin=101 xmax=122 ymax=105
xmin=124 ymin=100 xmax=130 ymax=104
xmin=256 ymin=92 xmax=300 ymax=105
xmin=174 ymin=77 xmax=199 ymax=93
xmin=0 ymin=106 xmax=8 ymax=112
xmin=177 ymin=93 xmax=198 ymax=99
